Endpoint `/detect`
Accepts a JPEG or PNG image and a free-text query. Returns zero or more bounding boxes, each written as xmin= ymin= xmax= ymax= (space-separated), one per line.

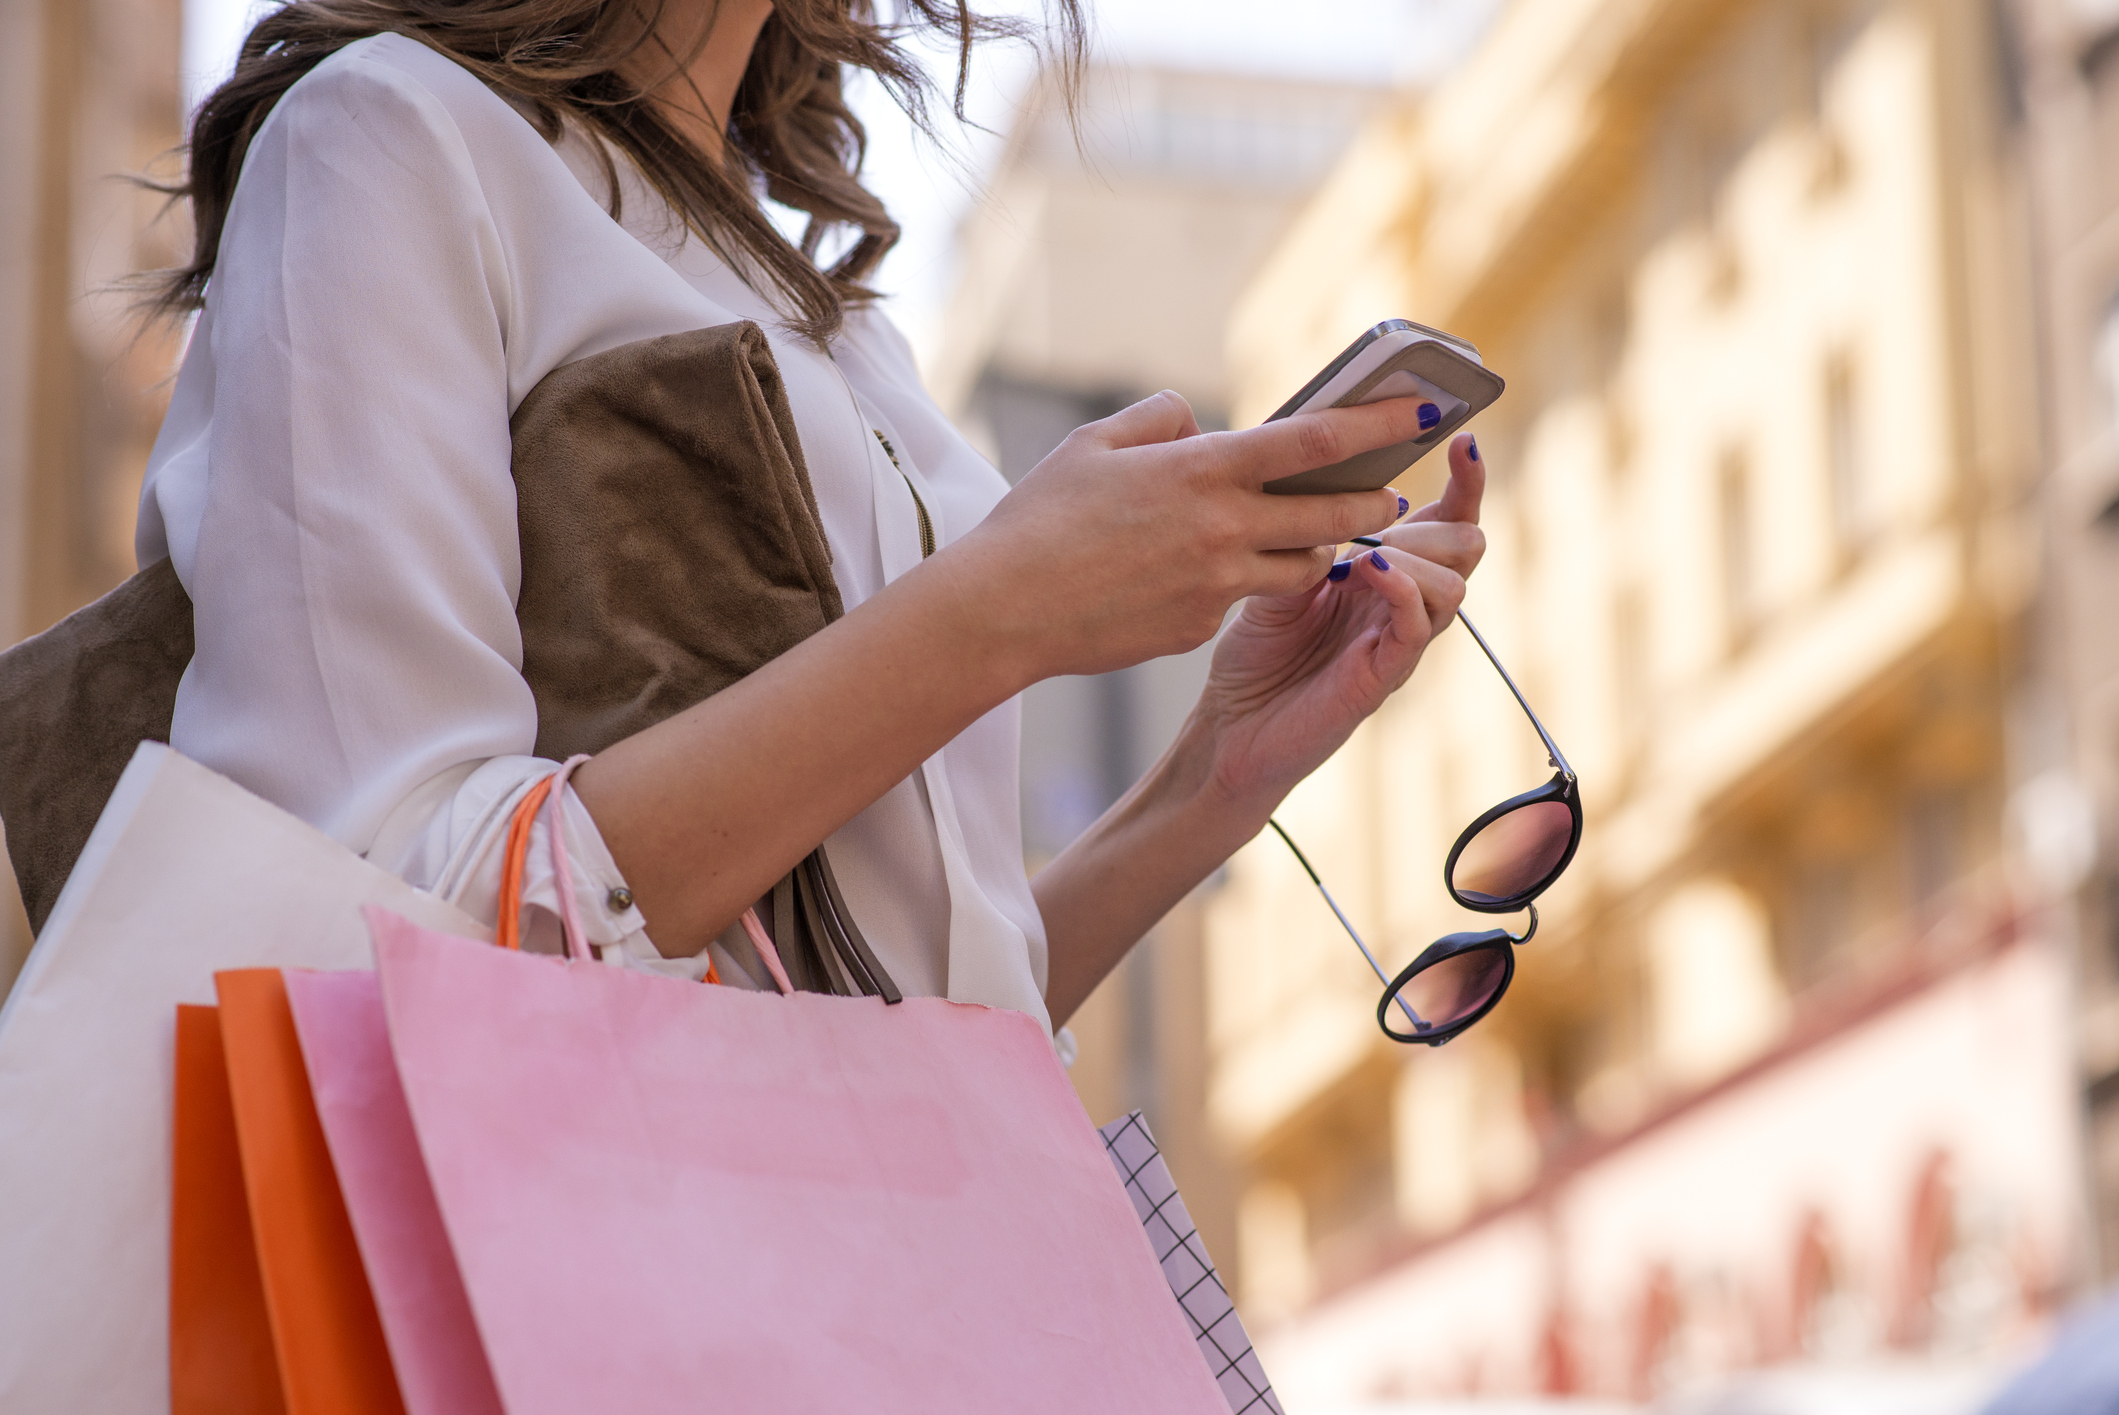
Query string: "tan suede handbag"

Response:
xmin=0 ymin=321 xmax=894 ymax=998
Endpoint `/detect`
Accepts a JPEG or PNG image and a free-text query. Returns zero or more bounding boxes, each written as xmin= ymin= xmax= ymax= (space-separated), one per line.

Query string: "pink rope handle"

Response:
xmin=537 ymin=754 xmax=787 ymax=992
xmin=738 ymin=908 xmax=794 ymax=995
xmin=540 ymin=755 xmax=595 ymax=963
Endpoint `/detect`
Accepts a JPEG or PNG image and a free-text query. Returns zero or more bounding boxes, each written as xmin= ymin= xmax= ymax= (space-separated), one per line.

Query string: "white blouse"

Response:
xmin=135 ymin=33 xmax=1052 ymax=1032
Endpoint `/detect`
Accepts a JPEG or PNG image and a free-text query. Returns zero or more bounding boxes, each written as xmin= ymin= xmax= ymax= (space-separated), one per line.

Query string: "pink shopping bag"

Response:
xmin=281 ymin=969 xmax=502 ymax=1415
xmin=363 ymin=901 xmax=1226 ymax=1415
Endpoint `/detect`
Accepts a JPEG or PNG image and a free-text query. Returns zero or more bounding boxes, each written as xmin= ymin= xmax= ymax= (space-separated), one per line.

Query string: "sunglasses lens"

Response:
xmin=1451 ymin=800 xmax=1574 ymax=905
xmin=1401 ymin=944 xmax=1511 ymax=1031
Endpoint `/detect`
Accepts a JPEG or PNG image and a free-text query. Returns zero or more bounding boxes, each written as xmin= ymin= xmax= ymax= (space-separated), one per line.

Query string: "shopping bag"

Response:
xmin=1099 ymin=1112 xmax=1284 ymax=1415
xmin=364 ymin=901 xmax=1230 ymax=1415
xmin=0 ymin=742 xmax=485 ymax=1414
xmin=285 ymin=971 xmax=1288 ymax=1415
xmin=281 ymin=967 xmax=502 ymax=1415
xmin=170 ymin=1004 xmax=285 ymax=1415
xmin=215 ymin=968 xmax=408 ymax=1415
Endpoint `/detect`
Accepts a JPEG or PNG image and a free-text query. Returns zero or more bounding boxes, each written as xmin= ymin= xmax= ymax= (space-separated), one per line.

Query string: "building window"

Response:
xmin=1791 ymin=1210 xmax=1875 ymax=1358
xmin=1785 ymin=859 xmax=1856 ymax=988
xmin=1903 ymin=787 xmax=1966 ymax=916
xmin=1718 ymin=446 xmax=1756 ymax=646
xmin=1825 ymin=353 xmax=1866 ymax=561
xmin=1803 ymin=5 xmax=1858 ymax=195
xmin=1604 ymin=399 xmax=1635 ymax=488
xmin=1238 ymin=1180 xmax=1313 ymax=1324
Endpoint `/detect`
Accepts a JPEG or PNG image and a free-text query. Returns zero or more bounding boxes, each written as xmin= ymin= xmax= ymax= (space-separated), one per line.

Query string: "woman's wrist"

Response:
xmin=1167 ymin=693 xmax=1301 ymax=827
xmin=912 ymin=537 xmax=1057 ymax=702
xmin=851 ymin=555 xmax=1034 ymax=710
xmin=1107 ymin=705 xmax=1287 ymax=884
xmin=1035 ymin=706 xmax=1286 ymax=1024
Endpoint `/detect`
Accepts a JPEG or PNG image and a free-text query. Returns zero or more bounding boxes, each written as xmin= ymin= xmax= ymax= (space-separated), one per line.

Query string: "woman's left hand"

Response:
xmin=1192 ymin=433 xmax=1488 ymax=810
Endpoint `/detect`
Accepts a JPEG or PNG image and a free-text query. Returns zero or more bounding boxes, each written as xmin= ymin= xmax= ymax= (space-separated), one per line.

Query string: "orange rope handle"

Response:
xmin=495 ymin=775 xmax=557 ymax=952
xmin=493 ymin=768 xmax=724 ymax=986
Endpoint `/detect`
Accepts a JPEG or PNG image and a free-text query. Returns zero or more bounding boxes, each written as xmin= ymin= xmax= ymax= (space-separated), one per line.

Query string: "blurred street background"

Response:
xmin=4 ymin=0 xmax=2119 ymax=1409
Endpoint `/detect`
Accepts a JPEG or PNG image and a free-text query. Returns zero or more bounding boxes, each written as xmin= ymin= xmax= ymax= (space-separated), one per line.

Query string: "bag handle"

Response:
xmin=495 ymin=776 xmax=557 ymax=954
xmin=739 ymin=909 xmax=794 ymax=995
xmin=494 ymin=758 xmax=791 ymax=991
xmin=495 ymin=756 xmax=590 ymax=960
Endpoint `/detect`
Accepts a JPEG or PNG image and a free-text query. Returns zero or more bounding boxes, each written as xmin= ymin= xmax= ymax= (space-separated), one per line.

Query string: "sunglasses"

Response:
xmin=1270 ymin=602 xmax=1581 ymax=1046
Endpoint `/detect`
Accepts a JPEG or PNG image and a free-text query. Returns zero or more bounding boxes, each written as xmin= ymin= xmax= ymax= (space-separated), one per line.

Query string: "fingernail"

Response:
xmin=1369 ymin=549 xmax=1390 ymax=571
xmin=1327 ymin=560 xmax=1352 ymax=582
xmin=1469 ymin=436 xmax=1480 ymax=462
xmin=1418 ymin=402 xmax=1441 ymax=431
xmin=1395 ymin=493 xmax=1409 ymax=517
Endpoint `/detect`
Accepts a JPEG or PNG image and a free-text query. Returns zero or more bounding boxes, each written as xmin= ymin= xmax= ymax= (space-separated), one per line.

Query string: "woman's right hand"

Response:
xmin=937 ymin=389 xmax=1439 ymax=686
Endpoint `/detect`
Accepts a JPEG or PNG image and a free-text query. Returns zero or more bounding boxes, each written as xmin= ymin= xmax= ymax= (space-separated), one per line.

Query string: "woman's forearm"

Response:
xmin=572 ymin=552 xmax=1032 ymax=953
xmin=574 ymin=391 xmax=1428 ymax=962
xmin=1034 ymin=713 xmax=1274 ymax=1027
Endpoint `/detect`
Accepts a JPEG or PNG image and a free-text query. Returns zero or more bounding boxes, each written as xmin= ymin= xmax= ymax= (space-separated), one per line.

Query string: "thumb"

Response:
xmin=1409 ymin=433 xmax=1486 ymax=525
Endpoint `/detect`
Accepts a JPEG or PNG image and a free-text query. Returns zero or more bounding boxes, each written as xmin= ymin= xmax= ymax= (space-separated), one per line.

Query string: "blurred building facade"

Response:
xmin=1211 ymin=0 xmax=2087 ymax=1403
xmin=0 ymin=0 xmax=186 ymax=992
xmin=930 ymin=62 xmax=1384 ymax=1283
xmin=2011 ymin=0 xmax=2119 ymax=1282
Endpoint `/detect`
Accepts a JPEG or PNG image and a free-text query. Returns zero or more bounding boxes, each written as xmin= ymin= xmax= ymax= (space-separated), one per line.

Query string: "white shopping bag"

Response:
xmin=0 ymin=742 xmax=485 ymax=1414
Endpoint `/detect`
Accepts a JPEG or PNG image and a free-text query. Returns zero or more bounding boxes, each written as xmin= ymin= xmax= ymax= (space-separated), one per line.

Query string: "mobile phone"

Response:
xmin=1264 ymin=320 xmax=1505 ymax=495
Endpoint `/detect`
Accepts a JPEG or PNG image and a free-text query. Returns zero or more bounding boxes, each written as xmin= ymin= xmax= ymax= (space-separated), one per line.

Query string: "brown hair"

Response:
xmin=154 ymin=1 xmax=1084 ymax=344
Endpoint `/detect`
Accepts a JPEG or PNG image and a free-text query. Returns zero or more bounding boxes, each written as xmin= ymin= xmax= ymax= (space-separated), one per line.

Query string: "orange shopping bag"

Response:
xmin=170 ymin=1004 xmax=284 ymax=1415
xmin=211 ymin=968 xmax=407 ymax=1415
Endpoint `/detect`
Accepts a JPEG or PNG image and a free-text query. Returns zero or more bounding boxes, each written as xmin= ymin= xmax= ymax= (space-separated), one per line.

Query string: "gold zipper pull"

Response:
xmin=873 ymin=430 xmax=934 ymax=558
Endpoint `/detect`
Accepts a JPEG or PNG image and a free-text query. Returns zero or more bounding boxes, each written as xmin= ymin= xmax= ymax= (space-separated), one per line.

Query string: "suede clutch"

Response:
xmin=0 ymin=321 xmax=892 ymax=997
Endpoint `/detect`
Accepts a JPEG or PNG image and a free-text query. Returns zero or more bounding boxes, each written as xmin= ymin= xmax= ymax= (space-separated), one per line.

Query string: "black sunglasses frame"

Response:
xmin=1443 ymin=771 xmax=1583 ymax=913
xmin=1270 ymin=600 xmax=1581 ymax=1047
xmin=1376 ymin=918 xmax=1526 ymax=1044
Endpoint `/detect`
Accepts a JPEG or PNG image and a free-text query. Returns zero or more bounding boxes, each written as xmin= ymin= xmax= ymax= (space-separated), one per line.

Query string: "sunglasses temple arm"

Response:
xmin=1268 ymin=819 xmax=1425 ymax=1030
xmin=1455 ymin=610 xmax=1574 ymax=780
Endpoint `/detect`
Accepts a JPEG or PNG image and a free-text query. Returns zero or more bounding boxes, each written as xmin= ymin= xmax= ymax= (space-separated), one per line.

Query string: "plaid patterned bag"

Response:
xmin=1099 ymin=1112 xmax=1284 ymax=1415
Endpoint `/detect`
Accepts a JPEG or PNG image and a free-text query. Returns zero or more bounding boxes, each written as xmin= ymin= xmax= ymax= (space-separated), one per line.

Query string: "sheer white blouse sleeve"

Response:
xmin=134 ymin=35 xmax=1051 ymax=1021
xmin=137 ymin=40 xmax=657 ymax=962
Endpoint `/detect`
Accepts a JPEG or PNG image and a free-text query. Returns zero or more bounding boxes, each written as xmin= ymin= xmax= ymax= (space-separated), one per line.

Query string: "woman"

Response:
xmin=140 ymin=0 xmax=1486 ymax=1035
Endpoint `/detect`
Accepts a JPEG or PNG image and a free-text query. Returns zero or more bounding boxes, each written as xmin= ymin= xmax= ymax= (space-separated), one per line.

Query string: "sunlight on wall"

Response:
xmin=1646 ymin=877 xmax=1788 ymax=1088
xmin=1392 ymin=1039 xmax=1539 ymax=1236
xmin=1238 ymin=1179 xmax=1314 ymax=1325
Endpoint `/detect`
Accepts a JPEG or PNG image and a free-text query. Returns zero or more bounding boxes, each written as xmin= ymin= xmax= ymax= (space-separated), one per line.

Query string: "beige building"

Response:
xmin=0 ymin=0 xmax=186 ymax=993
xmin=2012 ymin=0 xmax=2119 ymax=1276
xmin=1210 ymin=0 xmax=2083 ymax=1402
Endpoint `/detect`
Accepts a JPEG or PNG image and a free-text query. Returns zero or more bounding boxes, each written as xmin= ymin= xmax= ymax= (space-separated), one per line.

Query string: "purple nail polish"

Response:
xmin=1396 ymin=495 xmax=1409 ymax=517
xmin=1327 ymin=560 xmax=1352 ymax=582
xmin=1469 ymin=436 xmax=1481 ymax=462
xmin=1369 ymin=549 xmax=1390 ymax=571
xmin=1418 ymin=402 xmax=1441 ymax=431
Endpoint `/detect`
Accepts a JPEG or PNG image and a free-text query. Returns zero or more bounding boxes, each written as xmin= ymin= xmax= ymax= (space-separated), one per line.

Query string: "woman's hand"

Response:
xmin=1190 ymin=433 xmax=1487 ymax=812
xmin=938 ymin=389 xmax=1442 ymax=690
xmin=1034 ymin=432 xmax=1487 ymax=1024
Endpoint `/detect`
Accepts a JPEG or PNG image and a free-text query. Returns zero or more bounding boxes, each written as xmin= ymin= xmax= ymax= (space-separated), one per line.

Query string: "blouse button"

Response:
xmin=607 ymin=886 xmax=634 ymax=912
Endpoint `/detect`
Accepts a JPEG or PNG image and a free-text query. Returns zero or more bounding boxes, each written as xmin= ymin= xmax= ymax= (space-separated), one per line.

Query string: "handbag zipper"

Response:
xmin=872 ymin=430 xmax=934 ymax=558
